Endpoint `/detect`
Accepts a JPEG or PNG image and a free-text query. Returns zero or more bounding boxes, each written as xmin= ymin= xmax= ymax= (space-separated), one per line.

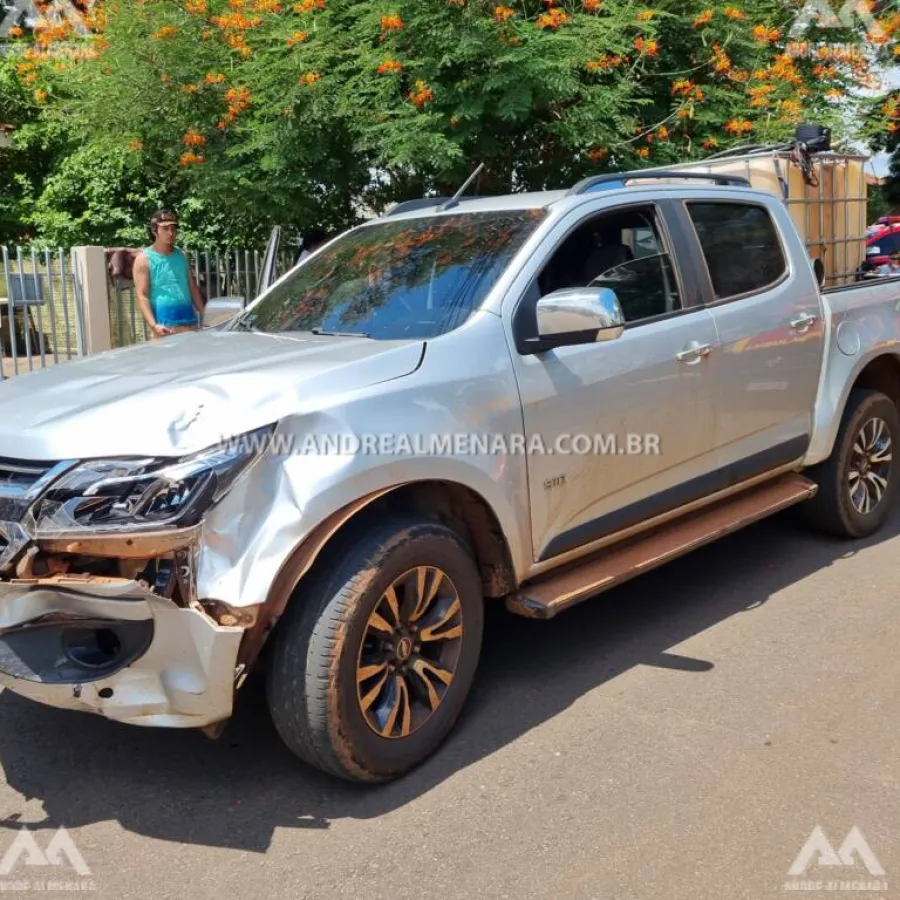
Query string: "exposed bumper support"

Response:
xmin=0 ymin=578 xmax=245 ymax=728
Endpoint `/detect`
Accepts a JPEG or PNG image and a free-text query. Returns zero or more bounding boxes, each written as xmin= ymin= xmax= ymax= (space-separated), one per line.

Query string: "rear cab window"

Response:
xmin=684 ymin=201 xmax=788 ymax=302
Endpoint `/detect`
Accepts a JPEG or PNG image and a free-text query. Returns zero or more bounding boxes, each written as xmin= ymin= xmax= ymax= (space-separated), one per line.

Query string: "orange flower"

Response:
xmin=205 ymin=72 xmax=226 ymax=84
xmin=536 ymin=8 xmax=570 ymax=28
xmin=300 ymin=71 xmax=320 ymax=85
xmin=694 ymin=9 xmax=713 ymax=27
xmin=213 ymin=12 xmax=263 ymax=31
xmin=724 ymin=118 xmax=753 ymax=134
xmin=182 ymin=83 xmax=199 ymax=94
xmin=33 ymin=88 xmax=48 ymax=102
xmin=583 ymin=0 xmax=600 ymax=11
xmin=294 ymin=0 xmax=325 ymax=9
xmin=711 ymin=42 xmax=731 ymax=73
xmin=128 ymin=140 xmax=144 ymax=151
xmin=724 ymin=7 xmax=745 ymax=19
xmin=637 ymin=10 xmax=653 ymax=21
xmin=586 ymin=55 xmax=623 ymax=70
xmin=634 ymin=36 xmax=658 ymax=55
xmin=587 ymin=147 xmax=608 ymax=161
xmin=752 ymin=24 xmax=780 ymax=43
xmin=748 ymin=84 xmax=774 ymax=99
xmin=671 ymin=79 xmax=694 ymax=96
xmin=253 ymin=0 xmax=281 ymax=10
xmin=8 ymin=26 xmax=23 ymax=37
xmin=180 ymin=151 xmax=204 ymax=166
xmin=186 ymin=0 xmax=207 ymax=12
xmin=657 ymin=125 xmax=669 ymax=140
xmin=183 ymin=129 xmax=206 ymax=147
xmin=287 ymin=30 xmax=308 ymax=45
xmin=409 ymin=79 xmax=432 ymax=107
xmin=377 ymin=58 xmax=403 ymax=74
xmin=225 ymin=85 xmax=252 ymax=119
xmin=493 ymin=5 xmax=514 ymax=22
xmin=153 ymin=24 xmax=178 ymax=39
xmin=381 ymin=14 xmax=403 ymax=31
xmin=702 ymin=137 xmax=718 ymax=150
xmin=636 ymin=147 xmax=650 ymax=158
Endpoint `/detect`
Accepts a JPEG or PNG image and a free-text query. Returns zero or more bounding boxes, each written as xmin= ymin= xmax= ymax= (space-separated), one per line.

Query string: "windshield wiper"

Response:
xmin=311 ymin=328 xmax=371 ymax=338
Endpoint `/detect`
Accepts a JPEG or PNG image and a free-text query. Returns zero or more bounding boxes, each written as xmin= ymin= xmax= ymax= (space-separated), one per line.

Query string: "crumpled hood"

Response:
xmin=0 ymin=331 xmax=425 ymax=460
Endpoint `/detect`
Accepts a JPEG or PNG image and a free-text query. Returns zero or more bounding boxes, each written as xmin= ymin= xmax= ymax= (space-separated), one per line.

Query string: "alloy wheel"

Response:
xmin=356 ymin=566 xmax=464 ymax=739
xmin=848 ymin=416 xmax=893 ymax=515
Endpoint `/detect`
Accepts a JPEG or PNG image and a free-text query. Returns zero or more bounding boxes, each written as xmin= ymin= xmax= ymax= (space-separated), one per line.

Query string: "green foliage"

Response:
xmin=0 ymin=53 xmax=66 ymax=242
xmin=0 ymin=0 xmax=897 ymax=245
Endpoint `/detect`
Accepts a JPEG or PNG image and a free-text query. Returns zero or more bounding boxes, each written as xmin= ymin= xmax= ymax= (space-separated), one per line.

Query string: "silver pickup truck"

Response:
xmin=2 ymin=170 xmax=900 ymax=783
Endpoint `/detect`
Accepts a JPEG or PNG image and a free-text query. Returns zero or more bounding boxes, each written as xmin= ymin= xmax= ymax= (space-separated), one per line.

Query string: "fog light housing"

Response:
xmin=63 ymin=627 xmax=122 ymax=670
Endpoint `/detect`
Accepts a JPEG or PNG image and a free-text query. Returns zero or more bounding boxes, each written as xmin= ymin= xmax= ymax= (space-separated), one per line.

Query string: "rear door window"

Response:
xmin=685 ymin=202 xmax=787 ymax=301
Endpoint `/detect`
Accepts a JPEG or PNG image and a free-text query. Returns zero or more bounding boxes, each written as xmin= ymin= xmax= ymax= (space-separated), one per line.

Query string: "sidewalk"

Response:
xmin=1 ymin=354 xmax=64 ymax=380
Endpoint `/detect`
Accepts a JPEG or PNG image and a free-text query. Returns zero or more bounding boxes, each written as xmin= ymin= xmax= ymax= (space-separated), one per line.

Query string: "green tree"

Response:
xmin=3 ymin=0 xmax=898 ymax=244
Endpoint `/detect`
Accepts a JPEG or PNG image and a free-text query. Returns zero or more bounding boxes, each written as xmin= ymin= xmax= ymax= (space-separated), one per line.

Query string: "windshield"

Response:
xmin=231 ymin=209 xmax=546 ymax=339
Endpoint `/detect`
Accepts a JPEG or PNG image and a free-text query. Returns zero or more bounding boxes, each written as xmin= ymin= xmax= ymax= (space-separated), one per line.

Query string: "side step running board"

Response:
xmin=507 ymin=473 xmax=817 ymax=620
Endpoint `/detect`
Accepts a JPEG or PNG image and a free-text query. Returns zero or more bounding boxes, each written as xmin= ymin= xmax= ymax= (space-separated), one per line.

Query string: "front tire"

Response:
xmin=266 ymin=516 xmax=485 ymax=782
xmin=802 ymin=389 xmax=900 ymax=538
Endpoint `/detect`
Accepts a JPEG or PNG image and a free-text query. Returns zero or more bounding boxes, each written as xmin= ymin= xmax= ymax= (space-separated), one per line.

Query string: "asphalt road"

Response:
xmin=0 ymin=505 xmax=898 ymax=900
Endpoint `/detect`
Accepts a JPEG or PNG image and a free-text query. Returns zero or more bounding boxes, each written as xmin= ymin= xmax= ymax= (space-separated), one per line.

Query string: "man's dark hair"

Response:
xmin=302 ymin=228 xmax=327 ymax=250
xmin=149 ymin=209 xmax=179 ymax=240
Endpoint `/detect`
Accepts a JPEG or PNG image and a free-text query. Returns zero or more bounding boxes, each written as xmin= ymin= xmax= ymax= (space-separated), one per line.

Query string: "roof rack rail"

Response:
xmin=383 ymin=197 xmax=453 ymax=217
xmin=567 ymin=169 xmax=751 ymax=196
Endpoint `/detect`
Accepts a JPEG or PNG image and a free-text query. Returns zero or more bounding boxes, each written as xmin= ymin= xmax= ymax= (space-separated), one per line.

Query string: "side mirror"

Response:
xmin=524 ymin=286 xmax=625 ymax=353
xmin=202 ymin=296 xmax=245 ymax=329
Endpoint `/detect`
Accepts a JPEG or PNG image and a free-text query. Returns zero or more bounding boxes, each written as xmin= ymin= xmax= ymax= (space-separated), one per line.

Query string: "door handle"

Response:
xmin=790 ymin=312 xmax=818 ymax=331
xmin=676 ymin=342 xmax=712 ymax=364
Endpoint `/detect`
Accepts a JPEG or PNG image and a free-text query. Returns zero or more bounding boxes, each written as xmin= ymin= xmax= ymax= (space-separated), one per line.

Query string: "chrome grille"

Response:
xmin=0 ymin=456 xmax=66 ymax=503
xmin=0 ymin=458 xmax=55 ymax=492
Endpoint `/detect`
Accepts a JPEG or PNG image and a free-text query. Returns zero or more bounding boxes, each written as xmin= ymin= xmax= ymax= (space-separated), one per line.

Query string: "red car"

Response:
xmin=865 ymin=220 xmax=900 ymax=267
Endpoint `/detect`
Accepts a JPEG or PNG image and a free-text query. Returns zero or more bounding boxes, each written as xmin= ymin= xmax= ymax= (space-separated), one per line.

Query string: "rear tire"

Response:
xmin=265 ymin=516 xmax=484 ymax=782
xmin=802 ymin=389 xmax=900 ymax=538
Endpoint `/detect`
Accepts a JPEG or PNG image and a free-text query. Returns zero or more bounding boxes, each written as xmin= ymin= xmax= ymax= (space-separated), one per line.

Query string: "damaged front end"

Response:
xmin=0 ymin=430 xmax=272 ymax=728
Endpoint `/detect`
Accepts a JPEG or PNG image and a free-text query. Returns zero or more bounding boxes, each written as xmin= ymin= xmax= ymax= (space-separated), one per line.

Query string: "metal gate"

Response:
xmin=0 ymin=246 xmax=85 ymax=380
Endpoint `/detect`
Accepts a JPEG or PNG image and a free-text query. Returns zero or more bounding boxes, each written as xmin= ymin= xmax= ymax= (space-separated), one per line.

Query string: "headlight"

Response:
xmin=28 ymin=425 xmax=275 ymax=536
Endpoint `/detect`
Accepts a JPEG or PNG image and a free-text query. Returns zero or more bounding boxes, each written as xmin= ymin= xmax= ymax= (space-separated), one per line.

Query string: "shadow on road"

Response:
xmin=0 ymin=507 xmax=896 ymax=852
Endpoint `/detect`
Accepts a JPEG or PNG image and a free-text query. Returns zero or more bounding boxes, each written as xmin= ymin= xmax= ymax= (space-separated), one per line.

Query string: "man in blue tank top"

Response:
xmin=133 ymin=210 xmax=206 ymax=338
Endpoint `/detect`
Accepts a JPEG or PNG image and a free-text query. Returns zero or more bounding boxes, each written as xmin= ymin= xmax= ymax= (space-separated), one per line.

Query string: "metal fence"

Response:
xmin=0 ymin=246 xmax=85 ymax=380
xmin=108 ymin=246 xmax=297 ymax=348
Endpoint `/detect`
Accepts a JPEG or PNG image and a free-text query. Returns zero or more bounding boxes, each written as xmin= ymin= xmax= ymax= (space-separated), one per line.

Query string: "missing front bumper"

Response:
xmin=0 ymin=577 xmax=245 ymax=728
